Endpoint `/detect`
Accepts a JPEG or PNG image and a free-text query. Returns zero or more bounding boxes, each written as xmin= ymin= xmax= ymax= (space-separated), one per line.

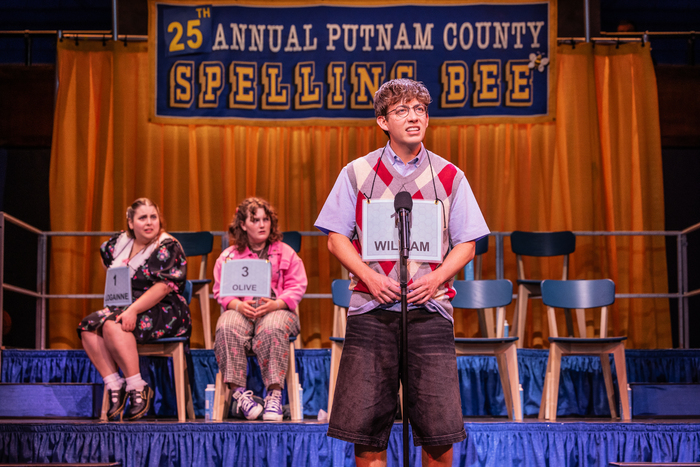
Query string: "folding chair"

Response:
xmin=510 ymin=231 xmax=576 ymax=348
xmin=453 ymin=279 xmax=523 ymax=421
xmin=171 ymin=231 xmax=214 ymax=349
xmin=327 ymin=279 xmax=352 ymax=419
xmin=538 ymin=279 xmax=630 ymax=421
xmin=101 ymin=280 xmax=195 ymax=422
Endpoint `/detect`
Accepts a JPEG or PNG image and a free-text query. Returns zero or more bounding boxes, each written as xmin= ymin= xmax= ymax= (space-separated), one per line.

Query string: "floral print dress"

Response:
xmin=77 ymin=232 xmax=191 ymax=343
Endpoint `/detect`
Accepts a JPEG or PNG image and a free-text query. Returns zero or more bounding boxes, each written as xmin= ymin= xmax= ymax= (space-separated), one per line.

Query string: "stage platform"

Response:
xmin=1 ymin=348 xmax=700 ymax=466
xmin=0 ymin=418 xmax=699 ymax=466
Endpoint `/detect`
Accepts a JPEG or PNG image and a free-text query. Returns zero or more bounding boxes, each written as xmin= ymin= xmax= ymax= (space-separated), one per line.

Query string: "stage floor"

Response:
xmin=1 ymin=416 xmax=699 ymax=467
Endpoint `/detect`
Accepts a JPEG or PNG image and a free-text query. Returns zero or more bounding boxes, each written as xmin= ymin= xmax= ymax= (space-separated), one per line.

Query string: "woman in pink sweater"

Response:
xmin=213 ymin=197 xmax=307 ymax=421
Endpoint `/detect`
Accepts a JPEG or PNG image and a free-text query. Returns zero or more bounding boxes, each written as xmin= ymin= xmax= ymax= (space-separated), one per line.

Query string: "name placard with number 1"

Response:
xmin=220 ymin=259 xmax=272 ymax=298
xmin=104 ymin=266 xmax=133 ymax=307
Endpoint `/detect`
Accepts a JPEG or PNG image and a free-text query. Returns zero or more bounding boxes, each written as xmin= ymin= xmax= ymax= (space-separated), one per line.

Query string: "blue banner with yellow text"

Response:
xmin=148 ymin=0 xmax=557 ymax=125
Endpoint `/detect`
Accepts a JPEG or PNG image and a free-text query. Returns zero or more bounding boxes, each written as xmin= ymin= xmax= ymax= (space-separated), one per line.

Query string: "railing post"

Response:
xmin=36 ymin=234 xmax=47 ymax=350
xmin=676 ymin=233 xmax=686 ymax=349
xmin=681 ymin=233 xmax=689 ymax=349
xmin=0 ymin=213 xmax=4 ymax=348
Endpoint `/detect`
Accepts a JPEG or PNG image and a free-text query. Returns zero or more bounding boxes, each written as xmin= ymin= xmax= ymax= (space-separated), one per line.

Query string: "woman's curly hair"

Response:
xmin=228 ymin=197 xmax=282 ymax=252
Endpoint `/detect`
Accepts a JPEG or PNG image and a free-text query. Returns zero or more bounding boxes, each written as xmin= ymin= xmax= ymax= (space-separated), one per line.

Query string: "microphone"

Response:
xmin=394 ymin=191 xmax=413 ymax=259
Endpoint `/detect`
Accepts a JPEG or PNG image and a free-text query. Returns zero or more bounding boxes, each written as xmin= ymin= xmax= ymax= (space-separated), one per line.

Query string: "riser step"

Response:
xmin=0 ymin=383 xmax=103 ymax=418
xmin=631 ymin=383 xmax=700 ymax=418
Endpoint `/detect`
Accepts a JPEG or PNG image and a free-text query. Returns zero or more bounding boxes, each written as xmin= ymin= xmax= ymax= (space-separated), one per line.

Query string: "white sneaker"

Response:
xmin=263 ymin=389 xmax=284 ymax=421
xmin=232 ymin=387 xmax=263 ymax=420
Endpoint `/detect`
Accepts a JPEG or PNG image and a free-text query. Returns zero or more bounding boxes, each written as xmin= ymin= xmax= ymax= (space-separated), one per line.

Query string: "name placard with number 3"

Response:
xmin=220 ymin=259 xmax=272 ymax=298
xmin=104 ymin=266 xmax=133 ymax=307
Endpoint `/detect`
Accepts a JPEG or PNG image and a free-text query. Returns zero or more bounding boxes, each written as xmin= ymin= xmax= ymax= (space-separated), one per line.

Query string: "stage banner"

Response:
xmin=148 ymin=0 xmax=557 ymax=126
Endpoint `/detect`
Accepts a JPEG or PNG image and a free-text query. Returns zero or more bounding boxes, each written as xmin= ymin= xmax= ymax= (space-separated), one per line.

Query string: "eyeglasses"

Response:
xmin=385 ymin=104 xmax=428 ymax=119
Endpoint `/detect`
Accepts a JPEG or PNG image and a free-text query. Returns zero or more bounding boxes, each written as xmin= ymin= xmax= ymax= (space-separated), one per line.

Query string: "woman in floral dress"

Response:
xmin=77 ymin=198 xmax=191 ymax=421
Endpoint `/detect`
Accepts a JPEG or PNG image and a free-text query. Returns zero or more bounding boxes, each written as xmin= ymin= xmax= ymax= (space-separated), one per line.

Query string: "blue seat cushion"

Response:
xmin=329 ymin=337 xmax=344 ymax=343
xmin=454 ymin=337 xmax=519 ymax=344
xmin=549 ymin=336 xmax=627 ymax=344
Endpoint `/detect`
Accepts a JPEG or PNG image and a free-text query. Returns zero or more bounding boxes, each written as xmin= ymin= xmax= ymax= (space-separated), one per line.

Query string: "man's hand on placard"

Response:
xmin=365 ymin=270 xmax=401 ymax=304
xmin=407 ymin=272 xmax=443 ymax=305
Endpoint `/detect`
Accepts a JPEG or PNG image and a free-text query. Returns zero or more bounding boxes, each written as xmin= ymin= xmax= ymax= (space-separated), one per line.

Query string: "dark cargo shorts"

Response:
xmin=327 ymin=308 xmax=466 ymax=449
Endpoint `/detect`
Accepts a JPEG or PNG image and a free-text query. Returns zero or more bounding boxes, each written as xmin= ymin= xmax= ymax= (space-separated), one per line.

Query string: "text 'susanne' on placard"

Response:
xmin=148 ymin=0 xmax=557 ymax=125
xmin=219 ymin=259 xmax=272 ymax=298
xmin=362 ymin=199 xmax=443 ymax=262
xmin=104 ymin=266 xmax=133 ymax=308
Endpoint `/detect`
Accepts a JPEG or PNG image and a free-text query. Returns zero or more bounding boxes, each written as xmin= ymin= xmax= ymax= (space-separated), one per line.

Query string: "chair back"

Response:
xmin=541 ymin=279 xmax=615 ymax=309
xmin=282 ymin=231 xmax=302 ymax=253
xmin=332 ymin=279 xmax=352 ymax=308
xmin=475 ymin=236 xmax=489 ymax=255
xmin=183 ymin=280 xmax=194 ymax=304
xmin=170 ymin=231 xmax=214 ymax=257
xmin=510 ymin=231 xmax=575 ymax=257
xmin=452 ymin=279 xmax=513 ymax=309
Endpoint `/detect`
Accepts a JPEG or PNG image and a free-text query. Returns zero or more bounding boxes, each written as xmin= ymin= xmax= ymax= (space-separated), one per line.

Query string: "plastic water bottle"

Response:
xmin=503 ymin=319 xmax=509 ymax=338
xmin=205 ymin=384 xmax=215 ymax=421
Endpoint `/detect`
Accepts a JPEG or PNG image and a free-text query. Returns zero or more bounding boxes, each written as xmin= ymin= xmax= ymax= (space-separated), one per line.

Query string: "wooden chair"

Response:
xmin=464 ymin=236 xmax=497 ymax=337
xmin=327 ymin=279 xmax=352 ymax=419
xmin=213 ymin=335 xmax=302 ymax=421
xmin=171 ymin=231 xmax=214 ymax=349
xmin=101 ymin=280 xmax=195 ymax=422
xmin=511 ymin=231 xmax=576 ymax=348
xmin=212 ymin=231 xmax=304 ymax=421
xmin=453 ymin=279 xmax=523 ymax=421
xmin=538 ymin=279 xmax=630 ymax=421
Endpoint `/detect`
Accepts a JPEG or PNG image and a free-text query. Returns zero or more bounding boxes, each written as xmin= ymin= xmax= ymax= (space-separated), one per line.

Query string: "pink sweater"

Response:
xmin=212 ymin=241 xmax=308 ymax=314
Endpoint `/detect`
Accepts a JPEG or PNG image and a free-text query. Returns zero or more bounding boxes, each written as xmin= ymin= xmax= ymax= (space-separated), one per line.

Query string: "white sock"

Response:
xmin=103 ymin=372 xmax=124 ymax=392
xmin=125 ymin=374 xmax=147 ymax=392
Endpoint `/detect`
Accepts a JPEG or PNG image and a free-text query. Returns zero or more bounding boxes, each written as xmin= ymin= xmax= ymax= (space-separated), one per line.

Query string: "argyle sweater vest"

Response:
xmin=347 ymin=147 xmax=465 ymax=317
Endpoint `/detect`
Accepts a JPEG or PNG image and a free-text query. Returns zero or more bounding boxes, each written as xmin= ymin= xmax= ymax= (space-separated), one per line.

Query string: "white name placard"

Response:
xmin=104 ymin=266 xmax=133 ymax=307
xmin=361 ymin=199 xmax=443 ymax=262
xmin=220 ymin=259 xmax=272 ymax=298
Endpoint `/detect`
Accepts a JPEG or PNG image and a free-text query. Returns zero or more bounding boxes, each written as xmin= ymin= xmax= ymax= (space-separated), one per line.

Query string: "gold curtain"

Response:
xmin=49 ymin=40 xmax=671 ymax=350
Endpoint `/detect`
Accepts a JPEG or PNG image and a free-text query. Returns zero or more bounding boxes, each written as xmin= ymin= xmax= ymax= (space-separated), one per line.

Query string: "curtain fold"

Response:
xmin=49 ymin=40 xmax=670 ymax=350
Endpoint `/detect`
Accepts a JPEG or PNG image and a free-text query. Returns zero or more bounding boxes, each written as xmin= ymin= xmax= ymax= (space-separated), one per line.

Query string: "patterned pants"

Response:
xmin=215 ymin=309 xmax=300 ymax=389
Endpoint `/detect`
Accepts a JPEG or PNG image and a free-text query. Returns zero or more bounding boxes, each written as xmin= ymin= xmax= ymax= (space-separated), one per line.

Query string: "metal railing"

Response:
xmin=1 ymin=211 xmax=698 ymax=349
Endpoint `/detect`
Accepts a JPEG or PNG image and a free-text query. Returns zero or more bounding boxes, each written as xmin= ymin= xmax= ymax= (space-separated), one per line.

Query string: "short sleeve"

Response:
xmin=147 ymin=239 xmax=188 ymax=294
xmin=99 ymin=233 xmax=121 ymax=268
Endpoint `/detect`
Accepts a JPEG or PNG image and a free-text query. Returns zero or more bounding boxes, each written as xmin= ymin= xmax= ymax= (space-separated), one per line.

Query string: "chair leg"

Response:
xmin=504 ymin=343 xmax=522 ymax=421
xmin=172 ymin=343 xmax=186 ymax=423
xmin=547 ymin=344 xmax=562 ymax=421
xmin=327 ymin=340 xmax=343 ymax=419
xmin=612 ymin=343 xmax=630 ymax=421
xmin=514 ymin=285 xmax=529 ymax=348
xmin=100 ymin=385 xmax=109 ymax=421
xmin=495 ymin=352 xmax=514 ymax=420
xmin=600 ymin=352 xmax=617 ymax=419
xmin=538 ymin=345 xmax=554 ymax=420
xmin=214 ymin=371 xmax=232 ymax=421
xmin=286 ymin=341 xmax=302 ymax=421
xmin=197 ymin=287 xmax=212 ymax=350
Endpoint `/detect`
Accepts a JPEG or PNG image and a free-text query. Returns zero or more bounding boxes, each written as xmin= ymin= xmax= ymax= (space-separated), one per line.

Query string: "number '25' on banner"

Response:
xmin=148 ymin=0 xmax=557 ymax=126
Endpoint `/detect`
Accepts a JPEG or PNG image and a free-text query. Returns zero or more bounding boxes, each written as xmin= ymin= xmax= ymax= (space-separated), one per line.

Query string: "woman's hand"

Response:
xmin=115 ymin=307 xmax=138 ymax=332
xmin=231 ymin=299 xmax=258 ymax=320
xmin=253 ymin=298 xmax=284 ymax=319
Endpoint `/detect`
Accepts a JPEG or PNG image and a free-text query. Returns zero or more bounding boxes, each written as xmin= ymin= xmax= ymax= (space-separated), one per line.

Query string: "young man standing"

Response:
xmin=315 ymin=79 xmax=489 ymax=466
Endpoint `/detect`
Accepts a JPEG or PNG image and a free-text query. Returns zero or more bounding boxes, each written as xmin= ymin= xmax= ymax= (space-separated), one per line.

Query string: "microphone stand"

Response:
xmin=397 ymin=211 xmax=410 ymax=467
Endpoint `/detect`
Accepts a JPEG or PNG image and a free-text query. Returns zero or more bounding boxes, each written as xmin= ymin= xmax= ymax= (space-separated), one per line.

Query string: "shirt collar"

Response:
xmin=385 ymin=142 xmax=425 ymax=168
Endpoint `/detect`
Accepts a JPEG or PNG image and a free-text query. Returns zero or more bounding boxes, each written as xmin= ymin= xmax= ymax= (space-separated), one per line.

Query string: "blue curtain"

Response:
xmin=3 ymin=349 xmax=700 ymax=418
xmin=1 ymin=421 xmax=699 ymax=466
